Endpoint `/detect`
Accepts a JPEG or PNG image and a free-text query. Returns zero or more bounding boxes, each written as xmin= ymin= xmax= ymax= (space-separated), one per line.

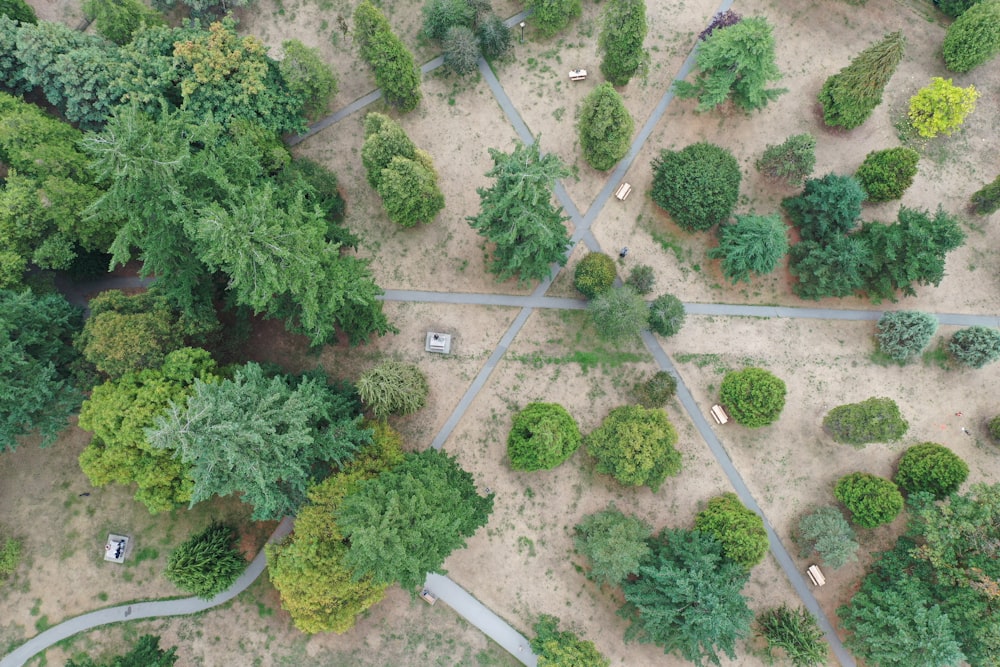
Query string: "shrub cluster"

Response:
xmin=823 ymin=397 xmax=908 ymax=446
xmin=585 ymin=405 xmax=681 ymax=492
xmin=525 ymin=0 xmax=582 ymax=38
xmin=798 ymin=506 xmax=858 ymax=569
xmin=950 ymin=326 xmax=1000 ymax=368
xmin=574 ymin=252 xmax=617 ymax=298
xmin=875 ymin=310 xmax=938 ymax=362
xmin=694 ymin=492 xmax=769 ymax=570
xmin=755 ymin=134 xmax=815 ymax=186
xmin=507 ymin=402 xmax=581 ymax=471
xmin=650 ymin=143 xmax=741 ymax=232
xmin=855 ymin=148 xmax=919 ymax=203
xmin=894 ymin=443 xmax=969 ymax=500
xmin=355 ymin=0 xmax=422 ymax=112
xmin=719 ymin=367 xmax=786 ymax=428
xmin=422 ymin=0 xmax=512 ymax=74
xmin=625 ymin=264 xmax=655 ymax=295
xmin=971 ymin=174 xmax=1000 ymax=215
xmin=357 ymin=360 xmax=429 ymax=418
xmin=834 ymin=473 xmax=904 ymax=528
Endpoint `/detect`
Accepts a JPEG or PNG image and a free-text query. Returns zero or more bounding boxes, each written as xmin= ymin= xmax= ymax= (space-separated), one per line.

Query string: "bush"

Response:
xmin=588 ymin=286 xmax=648 ymax=341
xmin=719 ymin=367 xmax=786 ymax=428
xmin=707 ymin=213 xmax=788 ymax=284
xmin=936 ymin=0 xmax=982 ymax=17
xmin=633 ymin=371 xmax=677 ymax=408
xmin=578 ymin=83 xmax=633 ymax=171
xmin=585 ymin=405 xmax=682 ymax=492
xmin=625 ymin=264 xmax=655 ymax=295
xmin=834 ymin=473 xmax=904 ymax=528
xmin=530 ymin=614 xmax=610 ymax=667
xmin=443 ymin=25 xmax=481 ymax=75
xmin=574 ymin=504 xmax=652 ymax=586
xmin=894 ymin=443 xmax=969 ymax=500
xmin=855 ymin=148 xmax=919 ymax=202
xmin=648 ymin=293 xmax=686 ymax=337
xmin=971 ymin=174 xmax=1000 ymax=215
xmin=377 ymin=156 xmax=445 ymax=227
xmin=781 ymin=174 xmax=864 ymax=244
xmin=476 ymin=12 xmax=511 ymax=59
xmin=421 ymin=0 xmax=474 ymax=41
xmin=823 ymin=397 xmax=908 ymax=446
xmin=798 ymin=506 xmax=858 ymax=569
xmin=989 ymin=415 xmax=1000 ymax=442
xmin=755 ymin=134 xmax=816 ymax=186
xmin=650 ymin=142 xmax=741 ymax=232
xmin=573 ymin=252 xmax=617 ymax=298
xmin=357 ymin=361 xmax=429 ymax=418
xmin=165 ymin=523 xmax=247 ymax=598
xmin=0 ymin=534 xmax=22 ymax=578
xmin=875 ymin=311 xmax=938 ymax=362
xmin=525 ymin=0 xmax=582 ymax=37
xmin=819 ymin=32 xmax=905 ymax=129
xmin=695 ymin=492 xmax=769 ymax=569
xmin=279 ymin=40 xmax=339 ymax=120
xmin=82 ymin=0 xmax=162 ymax=44
xmin=942 ymin=0 xmax=1000 ymax=73
xmin=598 ymin=0 xmax=648 ymax=86
xmin=0 ymin=0 xmax=36 ymax=23
xmin=756 ymin=605 xmax=828 ymax=667
xmin=908 ymin=77 xmax=979 ymax=139
xmin=950 ymin=326 xmax=1000 ymax=368
xmin=507 ymin=402 xmax=581 ymax=471
xmin=354 ymin=0 xmax=422 ymax=112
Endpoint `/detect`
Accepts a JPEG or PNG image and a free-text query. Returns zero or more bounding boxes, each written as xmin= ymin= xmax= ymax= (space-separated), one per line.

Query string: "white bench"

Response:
xmin=807 ymin=564 xmax=826 ymax=587
xmin=615 ymin=182 xmax=632 ymax=201
xmin=710 ymin=404 xmax=729 ymax=425
xmin=569 ymin=69 xmax=587 ymax=81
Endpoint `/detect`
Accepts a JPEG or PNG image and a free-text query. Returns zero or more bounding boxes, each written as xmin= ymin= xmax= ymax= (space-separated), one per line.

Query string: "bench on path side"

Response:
xmin=807 ymin=564 xmax=826 ymax=587
xmin=420 ymin=589 xmax=438 ymax=605
xmin=710 ymin=404 xmax=729 ymax=425
xmin=614 ymin=183 xmax=632 ymax=201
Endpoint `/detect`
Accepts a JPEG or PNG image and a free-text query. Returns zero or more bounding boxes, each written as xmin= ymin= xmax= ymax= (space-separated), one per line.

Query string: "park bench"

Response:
xmin=807 ymin=564 xmax=826 ymax=587
xmin=710 ymin=404 xmax=729 ymax=425
xmin=420 ymin=589 xmax=438 ymax=605
xmin=614 ymin=182 xmax=633 ymax=201
xmin=569 ymin=69 xmax=587 ymax=81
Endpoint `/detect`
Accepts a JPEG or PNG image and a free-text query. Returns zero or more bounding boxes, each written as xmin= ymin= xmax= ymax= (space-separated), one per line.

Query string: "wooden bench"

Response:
xmin=568 ymin=69 xmax=587 ymax=81
xmin=420 ymin=589 xmax=438 ymax=605
xmin=614 ymin=182 xmax=632 ymax=201
xmin=710 ymin=404 xmax=729 ymax=425
xmin=807 ymin=564 xmax=826 ymax=587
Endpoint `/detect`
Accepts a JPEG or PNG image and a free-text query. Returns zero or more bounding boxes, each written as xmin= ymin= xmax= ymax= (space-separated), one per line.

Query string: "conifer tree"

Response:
xmin=599 ymin=0 xmax=647 ymax=86
xmin=819 ymin=32 xmax=905 ymax=130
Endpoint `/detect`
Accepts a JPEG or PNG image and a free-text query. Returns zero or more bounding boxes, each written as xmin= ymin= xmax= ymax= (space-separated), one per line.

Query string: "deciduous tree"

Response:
xmin=719 ymin=367 xmax=786 ymax=428
xmin=531 ymin=614 xmax=611 ymax=667
xmin=574 ymin=504 xmax=651 ymax=586
xmin=573 ymin=252 xmax=617 ymax=298
xmin=82 ymin=0 xmax=164 ymax=45
xmin=585 ymin=405 xmax=681 ymax=492
xmin=588 ymin=286 xmax=649 ymax=341
xmin=694 ymin=493 xmax=769 ymax=570
xmin=278 ymin=39 xmax=338 ymax=120
xmin=525 ymin=0 xmax=581 ymax=37
xmin=908 ymin=77 xmax=978 ymax=139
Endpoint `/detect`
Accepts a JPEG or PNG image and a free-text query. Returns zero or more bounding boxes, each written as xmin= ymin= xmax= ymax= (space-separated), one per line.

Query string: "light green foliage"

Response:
xmin=819 ymin=32 xmax=905 ymax=129
xmin=949 ymin=326 xmax=1000 ymax=368
xmin=578 ymin=83 xmax=633 ymax=171
xmin=798 ymin=505 xmax=858 ymax=569
xmin=574 ymin=504 xmax=652 ymax=586
xmin=66 ymin=635 xmax=178 ymax=667
xmin=648 ymin=293 xmax=686 ymax=338
xmin=755 ymin=134 xmax=816 ymax=186
xmin=443 ymin=25 xmax=480 ymax=74
xmin=588 ymin=286 xmax=649 ymax=341
xmin=620 ymin=528 xmax=753 ymax=666
xmin=719 ymin=367 xmax=786 ymax=428
xmin=338 ymin=449 xmax=494 ymax=590
xmin=361 ymin=112 xmax=417 ymax=188
xmin=354 ymin=0 xmax=422 ymax=112
xmin=0 ymin=0 xmax=35 ymax=23
xmin=895 ymin=443 xmax=968 ymax=500
xmin=908 ymin=77 xmax=979 ymax=138
xmin=782 ymin=174 xmax=865 ymax=244
xmin=599 ymin=0 xmax=647 ymax=86
xmin=279 ymin=39 xmax=338 ymax=120
xmin=633 ymin=371 xmax=677 ymax=408
xmin=356 ymin=360 xmax=429 ymax=419
xmin=525 ymin=0 xmax=581 ymax=37
xmin=943 ymin=0 xmax=1000 ymax=72
xmin=855 ymin=148 xmax=919 ymax=202
xmin=531 ymin=614 xmax=611 ymax=667
xmin=876 ymin=311 xmax=938 ymax=362
xmin=707 ymin=213 xmax=788 ymax=284
xmin=0 ymin=533 xmax=22 ymax=578
xmin=823 ymin=397 xmax=908 ymax=446
xmin=835 ymin=472 xmax=904 ymax=528
xmin=82 ymin=0 xmax=163 ymax=45
xmin=585 ymin=405 xmax=681 ymax=492
xmin=377 ymin=155 xmax=445 ymax=227
xmin=971 ymin=174 xmax=1000 ymax=215
xmin=625 ymin=264 xmax=655 ymax=294
xmin=467 ymin=140 xmax=571 ymax=285
xmin=673 ymin=17 xmax=784 ymax=113
xmin=756 ymin=605 xmax=829 ymax=667
xmin=573 ymin=252 xmax=617 ymax=298
xmin=650 ymin=142 xmax=741 ymax=232
xmin=164 ymin=522 xmax=246 ymax=598
xmin=507 ymin=402 xmax=581 ymax=471
xmin=695 ymin=493 xmax=768 ymax=570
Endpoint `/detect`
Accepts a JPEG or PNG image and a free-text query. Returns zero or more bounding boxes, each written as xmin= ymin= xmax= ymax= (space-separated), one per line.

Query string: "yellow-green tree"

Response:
xmin=908 ymin=77 xmax=978 ymax=138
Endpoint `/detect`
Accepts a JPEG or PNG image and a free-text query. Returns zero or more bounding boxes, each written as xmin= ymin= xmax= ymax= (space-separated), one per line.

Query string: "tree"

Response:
xmin=148 ymin=363 xmax=372 ymax=520
xmin=585 ymin=405 xmax=681 ymax=492
xmin=755 ymin=134 xmax=816 ymax=186
xmin=823 ymin=397 xmax=908 ymax=446
xmin=835 ymin=472 xmax=904 ymax=528
xmin=476 ymin=12 xmax=511 ymax=59
xmin=443 ymin=25 xmax=480 ymax=75
xmin=588 ymin=286 xmax=649 ymax=341
xmin=354 ymin=0 xmax=422 ymax=112
xmin=278 ymin=39 xmax=338 ymax=120
xmin=82 ymin=0 xmax=164 ymax=45
xmin=338 ymin=449 xmax=494 ymax=590
xmin=789 ymin=236 xmax=870 ymax=300
xmin=908 ymin=77 xmax=979 ymax=139
xmin=633 ymin=371 xmax=677 ymax=408
xmin=648 ymin=293 xmax=686 ymax=337
xmin=781 ymin=174 xmax=864 ymax=244
xmin=578 ymin=83 xmax=633 ymax=171
xmin=719 ymin=367 xmax=786 ymax=428
xmin=620 ymin=528 xmax=753 ymax=666
xmin=574 ymin=504 xmax=652 ymax=586
xmin=673 ymin=17 xmax=784 ymax=113
xmin=707 ymin=213 xmax=788 ymax=284
xmin=625 ymin=264 xmax=655 ymax=294
xmin=756 ymin=605 xmax=829 ymax=667
xmin=819 ymin=32 xmax=905 ymax=129
xmin=936 ymin=0 xmax=982 ymax=17
xmin=875 ymin=310 xmax=938 ymax=362
xmin=895 ymin=443 xmax=969 ymax=500
xmin=530 ymin=614 xmax=611 ymax=667
xmin=651 ymin=143 xmax=740 ymax=232
xmin=943 ymin=0 xmax=1000 ymax=73
xmin=695 ymin=493 xmax=768 ymax=570
xmin=0 ymin=0 xmax=35 ymax=23
xmin=798 ymin=506 xmax=858 ymax=569
xmin=164 ymin=522 xmax=246 ymax=598
xmin=573 ymin=252 xmax=617 ymax=298
xmin=0 ymin=289 xmax=82 ymax=451
xmin=377 ymin=155 xmax=445 ymax=227
xmin=507 ymin=402 xmax=581 ymax=471
xmin=971 ymin=174 xmax=1000 ymax=215
xmin=361 ymin=112 xmax=418 ymax=189
xmin=467 ymin=140 xmax=572 ymax=285
xmin=356 ymin=360 xmax=429 ymax=418
xmin=599 ymin=0 xmax=647 ymax=86
xmin=66 ymin=635 xmax=177 ymax=667
xmin=525 ymin=0 xmax=581 ymax=37
xmin=855 ymin=148 xmax=920 ymax=202
xmin=949 ymin=326 xmax=1000 ymax=368
xmin=421 ymin=0 xmax=473 ymax=41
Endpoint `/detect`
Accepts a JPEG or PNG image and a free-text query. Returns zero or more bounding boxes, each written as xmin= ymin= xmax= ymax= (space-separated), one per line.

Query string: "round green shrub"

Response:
xmin=719 ymin=367 xmax=786 ymax=428
xmin=971 ymin=174 xmax=1000 ymax=216
xmin=950 ymin=326 xmax=1000 ymax=368
xmin=823 ymin=397 xmax=908 ymax=446
xmin=855 ymin=148 xmax=919 ymax=202
xmin=875 ymin=310 xmax=937 ymax=362
xmin=798 ymin=506 xmax=858 ymax=569
xmin=574 ymin=252 xmax=617 ymax=298
xmin=650 ymin=142 xmax=741 ymax=232
xmin=625 ymin=264 xmax=656 ymax=295
xmin=694 ymin=492 xmax=769 ymax=570
xmin=585 ymin=405 xmax=681 ymax=492
xmin=648 ymin=293 xmax=686 ymax=337
xmin=943 ymin=0 xmax=1000 ymax=73
xmin=894 ymin=442 xmax=969 ymax=500
xmin=507 ymin=402 xmax=582 ymax=471
xmin=633 ymin=371 xmax=677 ymax=408
xmin=834 ymin=472 xmax=904 ymax=528
xmin=357 ymin=361 xmax=429 ymax=418
xmin=989 ymin=415 xmax=1000 ymax=442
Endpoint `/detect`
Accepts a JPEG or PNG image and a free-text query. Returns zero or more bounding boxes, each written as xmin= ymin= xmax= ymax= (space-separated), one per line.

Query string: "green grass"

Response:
xmin=508 ymin=349 xmax=646 ymax=372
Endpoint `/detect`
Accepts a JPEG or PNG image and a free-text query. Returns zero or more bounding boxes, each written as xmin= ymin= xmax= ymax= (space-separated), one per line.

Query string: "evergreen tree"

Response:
xmin=578 ymin=83 xmax=633 ymax=171
xmin=875 ymin=310 xmax=938 ymax=362
xmin=707 ymin=213 xmax=788 ymax=284
xmin=598 ymin=0 xmax=647 ymax=86
xmin=943 ymin=0 xmax=1000 ymax=73
xmin=819 ymin=32 xmax=905 ymax=129
xmin=165 ymin=522 xmax=246 ymax=598
xmin=781 ymin=174 xmax=864 ymax=244
xmin=66 ymin=635 xmax=177 ymax=667
xmin=354 ymin=0 xmax=422 ymax=112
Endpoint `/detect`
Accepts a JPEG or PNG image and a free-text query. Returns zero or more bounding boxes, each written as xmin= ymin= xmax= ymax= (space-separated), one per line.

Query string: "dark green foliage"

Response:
xmin=476 ymin=12 xmax=511 ymax=59
xmin=165 ymin=522 xmax=246 ymax=598
xmin=625 ymin=264 xmax=655 ymax=294
xmin=573 ymin=252 xmax=617 ymax=298
xmin=694 ymin=493 xmax=769 ymax=570
xmin=970 ymin=174 xmax=1000 ymax=215
xmin=377 ymin=155 xmax=445 ymax=227
xmin=633 ymin=371 xmax=677 ymax=408
xmin=990 ymin=415 xmax=1000 ymax=442
xmin=789 ymin=236 xmax=870 ymax=300
xmin=585 ymin=405 xmax=681 ymax=492
xmin=0 ymin=0 xmax=35 ymax=23
xmin=949 ymin=326 xmax=1000 ymax=368
xmin=943 ymin=0 xmax=1000 ymax=73
xmin=578 ymin=83 xmax=633 ymax=171
xmin=936 ymin=0 xmax=982 ymax=16
xmin=895 ymin=443 xmax=968 ymax=500
xmin=279 ymin=39 xmax=338 ymax=120
xmin=354 ymin=0 xmax=422 ymax=112
xmin=650 ymin=143 xmax=741 ymax=232
xmin=443 ymin=25 xmax=480 ymax=75
xmin=530 ymin=614 xmax=611 ymax=667
xmin=281 ymin=157 xmax=347 ymax=226
xmin=507 ymin=402 xmax=581 ymax=471
xmin=673 ymin=17 xmax=784 ymax=113
xmin=835 ymin=472 xmax=904 ymax=528
xmin=338 ymin=449 xmax=494 ymax=590
xmin=756 ymin=605 xmax=828 ymax=667
xmin=782 ymin=174 xmax=865 ymax=244
xmin=467 ymin=140 xmax=571 ymax=285
xmin=588 ymin=286 xmax=649 ymax=341
xmin=598 ymin=0 xmax=647 ymax=86
xmin=356 ymin=361 xmax=428 ymax=418
xmin=66 ymin=635 xmax=178 ymax=667
xmin=719 ymin=367 xmax=786 ymax=428
xmin=574 ymin=504 xmax=652 ymax=586
xmin=798 ymin=506 xmax=858 ymax=569
xmin=876 ymin=311 xmax=938 ymax=362
xmin=82 ymin=0 xmax=163 ymax=45
xmin=819 ymin=32 xmax=905 ymax=129
xmin=707 ymin=213 xmax=788 ymax=284
xmin=855 ymin=148 xmax=920 ymax=202
xmin=620 ymin=528 xmax=753 ymax=666
xmin=648 ymin=293 xmax=686 ymax=338
xmin=823 ymin=397 xmax=908 ymax=446
xmin=525 ymin=0 xmax=582 ymax=37
xmin=755 ymin=134 xmax=816 ymax=186
xmin=421 ymin=0 xmax=474 ymax=41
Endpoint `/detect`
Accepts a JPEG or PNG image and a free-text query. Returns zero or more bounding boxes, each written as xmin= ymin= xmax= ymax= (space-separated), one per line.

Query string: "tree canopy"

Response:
xmin=694 ymin=493 xmax=769 ymax=570
xmin=354 ymin=0 xmax=422 ymax=112
xmin=650 ymin=143 xmax=740 ymax=232
xmin=598 ymin=0 xmax=647 ymax=86
xmin=578 ymin=83 xmax=633 ymax=171
xmin=507 ymin=402 xmax=581 ymax=471
xmin=574 ymin=503 xmax=652 ymax=586
xmin=66 ymin=635 xmax=177 ymax=667
xmin=719 ymin=367 xmax=786 ymax=428
xmin=531 ymin=614 xmax=611 ymax=667
xmin=823 ymin=397 xmax=908 ymax=446
xmin=585 ymin=405 xmax=682 ymax=492
xmin=165 ymin=522 xmax=246 ymax=598
xmin=819 ymin=32 xmax=905 ymax=129
xmin=707 ymin=213 xmax=788 ymax=284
